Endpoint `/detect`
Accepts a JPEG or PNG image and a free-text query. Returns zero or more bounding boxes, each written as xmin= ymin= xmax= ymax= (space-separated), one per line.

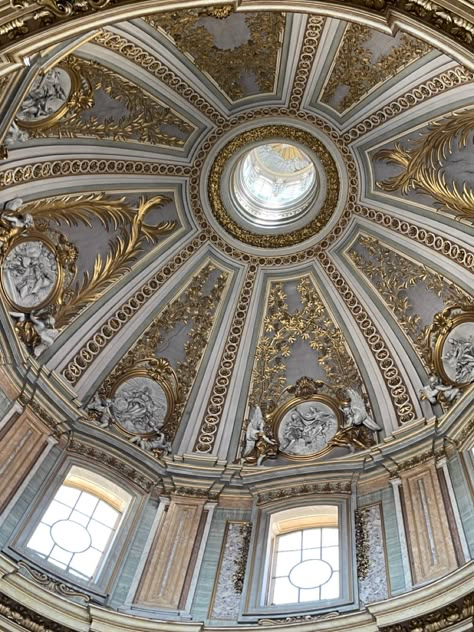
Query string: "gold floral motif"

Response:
xmin=94 ymin=30 xmax=224 ymax=124
xmin=321 ymin=23 xmax=431 ymax=113
xmin=348 ymin=235 xmax=472 ymax=366
xmin=100 ymin=263 xmax=229 ymax=442
xmin=145 ymin=10 xmax=285 ymax=101
xmin=317 ymin=250 xmax=417 ymax=425
xmin=208 ymin=126 xmax=340 ymax=248
xmin=250 ymin=277 xmax=365 ymax=415
xmin=23 ymin=57 xmax=193 ymax=146
xmin=376 ymin=109 xmax=474 ymax=222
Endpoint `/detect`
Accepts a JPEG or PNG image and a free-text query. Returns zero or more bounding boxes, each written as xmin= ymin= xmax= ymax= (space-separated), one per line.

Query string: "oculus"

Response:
xmin=232 ymin=142 xmax=317 ymax=228
xmin=1 ymin=237 xmax=61 ymax=311
xmin=16 ymin=67 xmax=77 ymax=129
xmin=208 ymin=125 xmax=340 ymax=249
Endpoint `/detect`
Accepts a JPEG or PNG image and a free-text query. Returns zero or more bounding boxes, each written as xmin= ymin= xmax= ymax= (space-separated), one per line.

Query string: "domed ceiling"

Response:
xmin=0 ymin=5 xmax=473 ymax=464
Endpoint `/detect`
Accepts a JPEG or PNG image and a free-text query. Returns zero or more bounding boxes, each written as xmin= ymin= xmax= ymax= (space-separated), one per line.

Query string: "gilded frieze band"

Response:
xmin=288 ymin=15 xmax=325 ymax=112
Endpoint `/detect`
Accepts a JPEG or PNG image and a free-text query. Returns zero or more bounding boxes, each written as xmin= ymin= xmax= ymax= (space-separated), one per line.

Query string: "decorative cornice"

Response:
xmin=17 ymin=395 xmax=68 ymax=439
xmin=0 ymin=592 xmax=75 ymax=632
xmin=67 ymin=438 xmax=156 ymax=492
xmin=256 ymin=481 xmax=352 ymax=505
xmin=0 ymin=0 xmax=473 ymax=68
xmin=379 ymin=591 xmax=474 ymax=632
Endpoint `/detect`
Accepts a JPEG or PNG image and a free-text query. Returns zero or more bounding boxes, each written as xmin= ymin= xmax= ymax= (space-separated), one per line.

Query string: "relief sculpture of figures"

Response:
xmin=112 ymin=378 xmax=167 ymax=435
xmin=0 ymin=199 xmax=34 ymax=256
xmin=242 ymin=405 xmax=277 ymax=466
xmin=16 ymin=69 xmax=70 ymax=123
xmin=442 ymin=335 xmax=474 ymax=385
xmin=3 ymin=241 xmax=57 ymax=309
xmin=277 ymin=400 xmax=339 ymax=458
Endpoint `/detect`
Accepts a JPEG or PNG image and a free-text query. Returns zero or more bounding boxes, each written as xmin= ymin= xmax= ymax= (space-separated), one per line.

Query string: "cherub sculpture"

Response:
xmin=129 ymin=431 xmax=171 ymax=455
xmin=242 ymin=405 xmax=277 ymax=466
xmin=86 ymin=393 xmax=114 ymax=428
xmin=0 ymin=199 xmax=34 ymax=254
xmin=420 ymin=375 xmax=460 ymax=405
xmin=329 ymin=389 xmax=380 ymax=453
xmin=11 ymin=308 xmax=58 ymax=356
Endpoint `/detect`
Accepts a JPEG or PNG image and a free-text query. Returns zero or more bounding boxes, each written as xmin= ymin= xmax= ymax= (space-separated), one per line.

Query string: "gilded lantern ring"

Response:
xmin=208 ymin=125 xmax=340 ymax=249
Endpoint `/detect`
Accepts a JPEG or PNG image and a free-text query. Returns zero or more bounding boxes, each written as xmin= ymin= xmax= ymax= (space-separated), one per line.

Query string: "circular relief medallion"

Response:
xmin=16 ymin=67 xmax=73 ymax=128
xmin=440 ymin=320 xmax=474 ymax=387
xmin=2 ymin=239 xmax=59 ymax=310
xmin=111 ymin=375 xmax=169 ymax=436
xmin=277 ymin=399 xmax=339 ymax=459
xmin=51 ymin=519 xmax=91 ymax=554
xmin=289 ymin=559 xmax=333 ymax=589
xmin=208 ymin=125 xmax=340 ymax=249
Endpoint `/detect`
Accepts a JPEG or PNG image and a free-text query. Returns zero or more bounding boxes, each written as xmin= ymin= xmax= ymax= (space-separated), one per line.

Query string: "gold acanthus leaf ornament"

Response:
xmin=250 ymin=277 xmax=367 ymax=415
xmin=376 ymin=109 xmax=474 ymax=222
xmin=19 ymin=193 xmax=176 ymax=328
xmin=23 ymin=56 xmax=193 ymax=147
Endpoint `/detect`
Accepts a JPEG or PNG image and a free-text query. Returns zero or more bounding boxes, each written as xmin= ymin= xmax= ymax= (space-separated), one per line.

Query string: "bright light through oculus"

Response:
xmin=232 ymin=142 xmax=317 ymax=228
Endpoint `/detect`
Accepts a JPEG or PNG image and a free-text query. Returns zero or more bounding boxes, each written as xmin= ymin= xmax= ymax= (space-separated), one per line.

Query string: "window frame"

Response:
xmin=239 ymin=497 xmax=357 ymax=621
xmin=9 ymin=458 xmax=144 ymax=595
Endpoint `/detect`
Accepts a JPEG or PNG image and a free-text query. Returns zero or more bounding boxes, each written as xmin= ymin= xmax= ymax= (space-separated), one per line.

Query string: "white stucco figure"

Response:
xmin=420 ymin=375 xmax=460 ymax=405
xmin=242 ymin=405 xmax=276 ymax=466
xmin=4 ymin=122 xmax=29 ymax=146
xmin=86 ymin=393 xmax=114 ymax=428
xmin=341 ymin=389 xmax=381 ymax=431
xmin=129 ymin=431 xmax=171 ymax=454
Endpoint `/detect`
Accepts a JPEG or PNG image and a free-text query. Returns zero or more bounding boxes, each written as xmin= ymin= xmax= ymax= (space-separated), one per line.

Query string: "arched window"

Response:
xmin=26 ymin=466 xmax=131 ymax=582
xmin=267 ymin=506 xmax=340 ymax=606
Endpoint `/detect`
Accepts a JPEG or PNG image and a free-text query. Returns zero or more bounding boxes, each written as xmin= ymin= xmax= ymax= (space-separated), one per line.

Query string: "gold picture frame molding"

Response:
xmin=433 ymin=310 xmax=474 ymax=388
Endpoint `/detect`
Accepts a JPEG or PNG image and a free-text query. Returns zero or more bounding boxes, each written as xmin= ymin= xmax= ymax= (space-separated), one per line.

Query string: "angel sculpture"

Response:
xmin=86 ymin=393 xmax=114 ymax=428
xmin=341 ymin=389 xmax=381 ymax=432
xmin=129 ymin=431 xmax=171 ymax=455
xmin=329 ymin=389 xmax=380 ymax=453
xmin=10 ymin=308 xmax=58 ymax=356
xmin=242 ymin=405 xmax=277 ymax=466
xmin=4 ymin=122 xmax=29 ymax=147
xmin=420 ymin=375 xmax=460 ymax=405
xmin=0 ymin=199 xmax=34 ymax=254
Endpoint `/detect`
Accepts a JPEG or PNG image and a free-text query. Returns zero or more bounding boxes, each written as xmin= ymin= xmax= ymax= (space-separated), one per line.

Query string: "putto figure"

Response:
xmin=420 ymin=375 xmax=460 ymax=405
xmin=242 ymin=405 xmax=277 ymax=466
xmin=0 ymin=199 xmax=34 ymax=255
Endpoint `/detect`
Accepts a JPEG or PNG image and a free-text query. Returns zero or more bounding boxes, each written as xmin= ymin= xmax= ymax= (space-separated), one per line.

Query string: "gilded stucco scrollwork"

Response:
xmin=145 ymin=9 xmax=285 ymax=101
xmin=321 ymin=23 xmax=431 ymax=114
xmin=14 ymin=56 xmax=193 ymax=146
xmin=93 ymin=30 xmax=225 ymax=125
xmin=376 ymin=109 xmax=474 ymax=222
xmin=2 ymin=194 xmax=175 ymax=355
xmin=249 ymin=278 xmax=366 ymax=413
xmin=90 ymin=262 xmax=229 ymax=447
xmin=348 ymin=235 xmax=473 ymax=367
